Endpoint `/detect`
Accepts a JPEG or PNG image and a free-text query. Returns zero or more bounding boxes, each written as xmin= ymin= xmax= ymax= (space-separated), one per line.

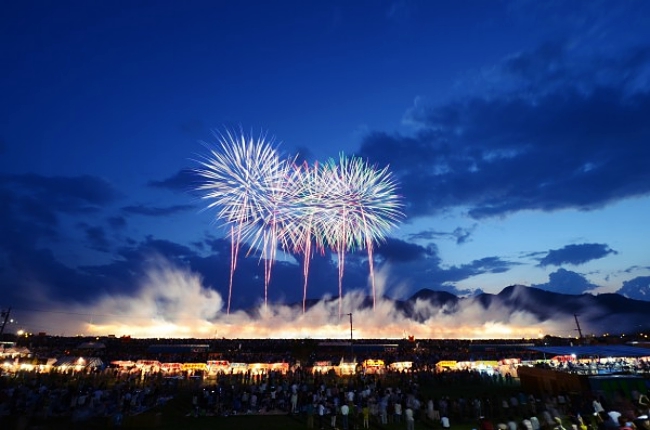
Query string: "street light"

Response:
xmin=346 ymin=313 xmax=353 ymax=362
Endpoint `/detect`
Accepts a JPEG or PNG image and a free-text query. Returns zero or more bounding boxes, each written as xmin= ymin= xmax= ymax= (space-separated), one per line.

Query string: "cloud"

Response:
xmin=107 ymin=215 xmax=127 ymax=230
xmin=78 ymin=223 xmax=110 ymax=252
xmin=407 ymin=225 xmax=476 ymax=245
xmin=538 ymin=243 xmax=617 ymax=267
xmin=358 ymin=44 xmax=650 ymax=220
xmin=372 ymin=240 xmax=516 ymax=297
xmin=0 ymin=174 xmax=122 ymax=253
xmin=616 ymin=276 xmax=650 ymax=301
xmin=374 ymin=237 xmax=433 ymax=262
xmin=532 ymin=268 xmax=600 ymax=295
xmin=121 ymin=204 xmax=196 ymax=216
xmin=148 ymin=169 xmax=201 ymax=193
xmin=2 ymin=174 xmax=120 ymax=214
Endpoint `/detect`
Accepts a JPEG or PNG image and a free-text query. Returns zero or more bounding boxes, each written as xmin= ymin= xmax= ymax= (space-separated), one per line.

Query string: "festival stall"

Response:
xmin=136 ymin=360 xmax=162 ymax=372
xmin=207 ymin=360 xmax=231 ymax=375
xmin=337 ymin=360 xmax=357 ymax=376
xmin=312 ymin=360 xmax=335 ymax=374
xmin=435 ymin=360 xmax=458 ymax=372
xmin=1 ymin=357 xmax=54 ymax=373
xmin=389 ymin=361 xmax=413 ymax=372
xmin=54 ymin=356 xmax=104 ymax=373
xmin=160 ymin=363 xmax=183 ymax=375
xmin=247 ymin=363 xmax=270 ymax=376
xmin=229 ymin=362 xmax=248 ymax=375
xmin=270 ymin=362 xmax=289 ymax=375
xmin=362 ymin=358 xmax=386 ymax=375
xmin=182 ymin=362 xmax=207 ymax=376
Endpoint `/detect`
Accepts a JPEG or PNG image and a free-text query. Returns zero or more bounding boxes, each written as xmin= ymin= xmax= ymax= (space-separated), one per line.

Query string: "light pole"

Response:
xmin=346 ymin=313 xmax=353 ymax=362
xmin=0 ymin=307 xmax=11 ymax=338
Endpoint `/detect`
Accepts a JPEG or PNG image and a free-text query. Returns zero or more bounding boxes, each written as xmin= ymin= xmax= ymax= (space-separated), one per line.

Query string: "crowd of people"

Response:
xmin=1 ymin=336 xmax=649 ymax=429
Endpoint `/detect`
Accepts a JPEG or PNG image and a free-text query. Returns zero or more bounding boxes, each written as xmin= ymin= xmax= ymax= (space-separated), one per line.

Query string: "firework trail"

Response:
xmin=196 ymin=129 xmax=403 ymax=316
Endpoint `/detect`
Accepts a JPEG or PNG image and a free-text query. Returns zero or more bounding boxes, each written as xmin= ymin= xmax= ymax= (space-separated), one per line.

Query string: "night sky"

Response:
xmin=2 ymin=1 xmax=650 ymax=337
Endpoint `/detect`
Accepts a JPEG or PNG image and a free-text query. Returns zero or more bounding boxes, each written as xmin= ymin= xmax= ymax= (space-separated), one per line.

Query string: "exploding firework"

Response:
xmin=196 ymin=129 xmax=403 ymax=315
xmin=319 ymin=155 xmax=402 ymax=316
xmin=195 ymin=129 xmax=294 ymax=313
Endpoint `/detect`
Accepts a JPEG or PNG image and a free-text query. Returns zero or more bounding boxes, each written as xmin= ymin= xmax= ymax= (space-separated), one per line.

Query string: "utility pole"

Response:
xmin=0 ymin=307 xmax=11 ymax=338
xmin=574 ymin=313 xmax=584 ymax=341
xmin=347 ymin=313 xmax=353 ymax=362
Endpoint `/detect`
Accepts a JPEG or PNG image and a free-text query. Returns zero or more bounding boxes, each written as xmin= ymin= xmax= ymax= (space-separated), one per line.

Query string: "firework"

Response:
xmin=307 ymin=155 xmax=402 ymax=316
xmin=195 ymin=129 xmax=293 ymax=313
xmin=196 ymin=129 xmax=403 ymax=315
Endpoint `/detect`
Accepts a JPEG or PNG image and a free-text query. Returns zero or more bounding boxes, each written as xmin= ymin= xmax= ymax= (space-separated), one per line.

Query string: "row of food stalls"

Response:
xmin=1 ymin=356 xmax=105 ymax=374
xmin=311 ymin=359 xmax=414 ymax=376
xmin=106 ymin=358 xmax=416 ymax=377
xmin=436 ymin=358 xmax=522 ymax=377
xmin=109 ymin=360 xmax=292 ymax=377
xmin=2 ymin=354 xmax=519 ymax=377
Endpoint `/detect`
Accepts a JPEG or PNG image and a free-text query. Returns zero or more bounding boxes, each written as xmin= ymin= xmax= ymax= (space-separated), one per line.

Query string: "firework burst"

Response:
xmin=195 ymin=129 xmax=292 ymax=313
xmin=196 ymin=129 xmax=403 ymax=316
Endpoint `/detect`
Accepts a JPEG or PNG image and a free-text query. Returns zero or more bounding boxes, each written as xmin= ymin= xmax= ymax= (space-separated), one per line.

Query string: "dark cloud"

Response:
xmin=533 ymin=268 xmax=600 ymax=295
xmin=616 ymin=276 xmax=650 ymax=301
xmin=359 ymin=45 xmax=650 ymax=219
xmin=435 ymin=257 xmax=514 ymax=284
xmin=121 ymin=204 xmax=196 ymax=216
xmin=374 ymin=237 xmax=433 ymax=262
xmin=407 ymin=225 xmax=475 ymax=245
xmin=538 ymin=243 xmax=617 ymax=267
xmin=373 ymin=240 xmax=516 ymax=297
xmin=79 ymin=224 xmax=110 ymax=252
xmin=148 ymin=169 xmax=201 ymax=193
xmin=107 ymin=216 xmax=127 ymax=230
xmin=2 ymin=174 xmax=120 ymax=214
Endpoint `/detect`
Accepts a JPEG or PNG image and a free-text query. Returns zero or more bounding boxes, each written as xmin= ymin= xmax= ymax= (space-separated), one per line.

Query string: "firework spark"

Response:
xmin=195 ymin=129 xmax=292 ymax=313
xmin=196 ymin=129 xmax=403 ymax=315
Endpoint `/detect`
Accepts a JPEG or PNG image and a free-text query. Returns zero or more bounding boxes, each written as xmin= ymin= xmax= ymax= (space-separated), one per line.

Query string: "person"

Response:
xmin=318 ymin=402 xmax=325 ymax=430
xmin=441 ymin=415 xmax=451 ymax=429
xmin=639 ymin=395 xmax=650 ymax=416
xmin=341 ymin=403 xmax=350 ymax=430
xmin=594 ymin=399 xmax=606 ymax=414
xmin=530 ymin=415 xmax=541 ymax=430
xmin=306 ymin=402 xmax=315 ymax=429
xmin=617 ymin=416 xmax=634 ymax=430
xmin=291 ymin=391 xmax=298 ymax=414
xmin=479 ymin=416 xmax=495 ymax=430
xmin=362 ymin=403 xmax=370 ymax=429
xmin=553 ymin=417 xmax=567 ymax=430
xmin=576 ymin=415 xmax=588 ymax=430
xmin=406 ymin=406 xmax=415 ymax=430
xmin=394 ymin=401 xmax=402 ymax=424
xmin=522 ymin=417 xmax=533 ymax=430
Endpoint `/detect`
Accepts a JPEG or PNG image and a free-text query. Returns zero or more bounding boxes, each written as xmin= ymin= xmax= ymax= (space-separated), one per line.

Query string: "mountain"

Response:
xmin=400 ymin=285 xmax=649 ymax=335
xmin=293 ymin=285 xmax=649 ymax=335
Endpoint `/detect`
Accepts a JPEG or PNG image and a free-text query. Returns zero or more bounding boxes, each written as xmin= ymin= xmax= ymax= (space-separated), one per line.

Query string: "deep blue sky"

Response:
xmin=2 ymin=0 xmax=650 ymax=336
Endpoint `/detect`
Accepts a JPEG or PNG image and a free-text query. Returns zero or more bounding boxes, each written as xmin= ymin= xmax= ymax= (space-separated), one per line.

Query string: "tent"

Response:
xmin=528 ymin=345 xmax=650 ymax=358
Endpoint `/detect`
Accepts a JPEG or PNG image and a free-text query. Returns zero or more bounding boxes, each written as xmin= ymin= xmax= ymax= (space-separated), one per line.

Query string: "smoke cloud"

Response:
xmin=18 ymin=258 xmax=576 ymax=339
